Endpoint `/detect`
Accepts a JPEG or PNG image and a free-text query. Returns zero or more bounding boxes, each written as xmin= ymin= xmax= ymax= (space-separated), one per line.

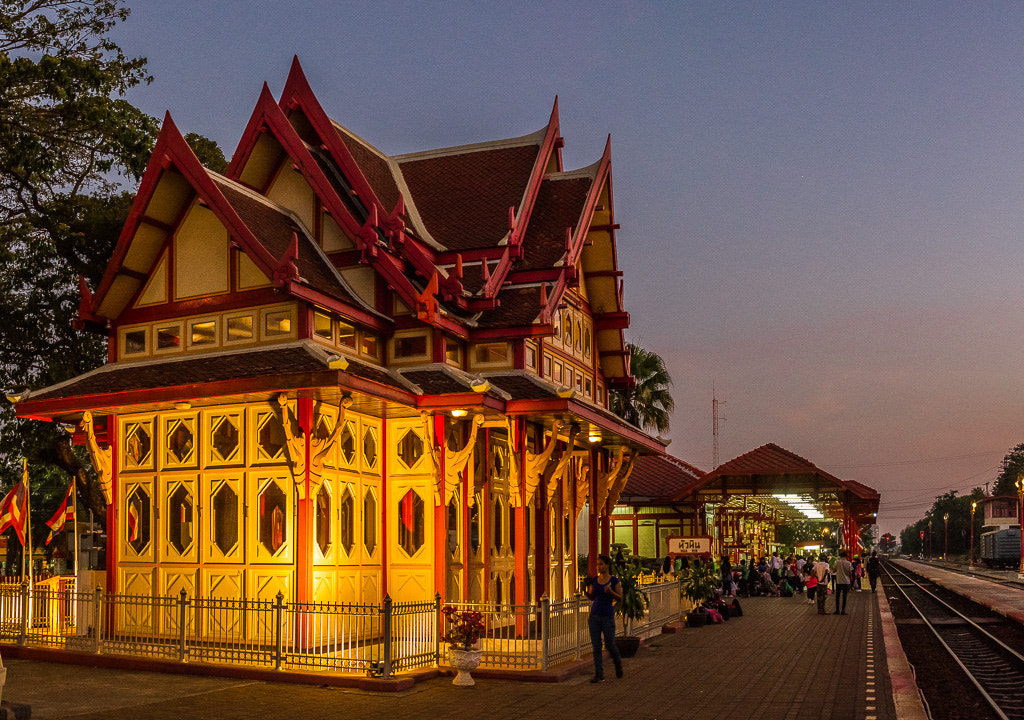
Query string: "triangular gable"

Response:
xmin=88 ymin=114 xmax=380 ymax=327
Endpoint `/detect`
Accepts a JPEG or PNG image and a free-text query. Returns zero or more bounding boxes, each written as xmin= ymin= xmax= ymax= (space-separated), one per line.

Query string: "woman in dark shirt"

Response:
xmin=585 ymin=554 xmax=622 ymax=683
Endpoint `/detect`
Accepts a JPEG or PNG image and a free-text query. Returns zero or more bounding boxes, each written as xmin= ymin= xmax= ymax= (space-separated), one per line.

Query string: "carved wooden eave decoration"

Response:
xmin=80 ymin=411 xmax=112 ymax=506
xmin=524 ymin=419 xmax=563 ymax=507
xmin=505 ymin=416 xmax=522 ymax=507
xmin=276 ymin=394 xmax=309 ymax=500
xmin=443 ymin=413 xmax=485 ymax=506
xmin=306 ymin=396 xmax=349 ymax=497
xmin=595 ymin=444 xmax=627 ymax=517
xmin=546 ymin=423 xmax=581 ymax=506
xmin=574 ymin=462 xmax=591 ymax=520
xmin=605 ymin=451 xmax=636 ymax=510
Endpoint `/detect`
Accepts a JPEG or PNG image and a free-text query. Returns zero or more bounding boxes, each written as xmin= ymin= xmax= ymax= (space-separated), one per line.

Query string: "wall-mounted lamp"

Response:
xmin=173 ymin=402 xmax=192 ymax=411
xmin=450 ymin=409 xmax=467 ymax=418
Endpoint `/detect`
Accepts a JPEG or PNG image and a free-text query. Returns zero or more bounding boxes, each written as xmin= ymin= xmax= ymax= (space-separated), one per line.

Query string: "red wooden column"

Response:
xmin=430 ymin=414 xmax=446 ymax=600
xmin=105 ymin=414 xmax=118 ymax=595
xmin=295 ymin=397 xmax=314 ymax=608
xmin=514 ymin=419 xmax=528 ymax=606
xmin=588 ymin=448 xmax=599 ymax=576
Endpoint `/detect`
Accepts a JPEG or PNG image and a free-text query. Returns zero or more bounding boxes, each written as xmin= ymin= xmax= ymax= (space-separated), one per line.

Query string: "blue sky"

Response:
xmin=111 ymin=2 xmax=1024 ymax=536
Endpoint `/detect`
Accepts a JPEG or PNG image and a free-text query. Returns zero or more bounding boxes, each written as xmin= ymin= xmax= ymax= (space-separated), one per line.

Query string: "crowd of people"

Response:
xmin=671 ymin=548 xmax=883 ymax=616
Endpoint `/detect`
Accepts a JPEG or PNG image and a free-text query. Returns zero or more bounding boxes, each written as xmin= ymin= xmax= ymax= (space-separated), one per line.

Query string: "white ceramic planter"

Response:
xmin=449 ymin=647 xmax=483 ymax=686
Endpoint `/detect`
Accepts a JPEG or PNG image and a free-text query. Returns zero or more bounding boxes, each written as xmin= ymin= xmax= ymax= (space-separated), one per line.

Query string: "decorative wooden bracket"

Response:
xmin=605 ymin=451 xmax=636 ymax=510
xmin=416 ymin=272 xmax=439 ymax=323
xmin=80 ymin=410 xmax=112 ymax=506
xmin=276 ymin=394 xmax=308 ymax=500
xmin=524 ymin=419 xmax=563 ymax=507
xmin=444 ymin=413 xmax=485 ymax=506
xmin=421 ymin=412 xmax=443 ymax=505
xmin=306 ymin=396 xmax=351 ymax=497
xmin=547 ymin=423 xmax=581 ymax=506
xmin=505 ymin=416 xmax=522 ymax=507
xmin=595 ymin=445 xmax=627 ymax=517
xmin=573 ymin=462 xmax=590 ymax=520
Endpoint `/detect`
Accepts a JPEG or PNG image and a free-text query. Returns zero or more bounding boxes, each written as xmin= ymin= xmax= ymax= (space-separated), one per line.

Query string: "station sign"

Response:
xmin=666 ymin=536 xmax=712 ymax=555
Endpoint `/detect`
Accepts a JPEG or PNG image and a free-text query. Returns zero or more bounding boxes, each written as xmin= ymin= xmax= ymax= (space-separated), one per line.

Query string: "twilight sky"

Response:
xmin=110 ymin=2 xmax=1024 ymax=537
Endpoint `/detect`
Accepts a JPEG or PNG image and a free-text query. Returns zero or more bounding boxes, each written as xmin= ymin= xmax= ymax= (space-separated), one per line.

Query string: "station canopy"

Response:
xmin=668 ymin=443 xmax=880 ymax=526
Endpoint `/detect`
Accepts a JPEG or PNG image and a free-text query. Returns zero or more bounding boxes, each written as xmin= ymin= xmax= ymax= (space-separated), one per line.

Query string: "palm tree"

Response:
xmin=610 ymin=343 xmax=674 ymax=434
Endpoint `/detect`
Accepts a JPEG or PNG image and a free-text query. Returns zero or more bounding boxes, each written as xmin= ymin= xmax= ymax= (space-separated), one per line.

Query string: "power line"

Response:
xmin=824 ymin=449 xmax=1006 ymax=470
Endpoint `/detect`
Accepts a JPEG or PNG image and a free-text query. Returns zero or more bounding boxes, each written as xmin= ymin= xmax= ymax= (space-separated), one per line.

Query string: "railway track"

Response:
xmin=885 ymin=561 xmax=1024 ymax=720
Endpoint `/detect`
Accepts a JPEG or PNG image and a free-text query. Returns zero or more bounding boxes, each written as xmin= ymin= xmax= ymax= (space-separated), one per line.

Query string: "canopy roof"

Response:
xmin=671 ymin=443 xmax=880 ymax=526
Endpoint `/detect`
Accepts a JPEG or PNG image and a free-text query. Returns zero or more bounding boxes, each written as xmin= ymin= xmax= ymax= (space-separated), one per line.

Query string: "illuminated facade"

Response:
xmin=14 ymin=59 xmax=663 ymax=608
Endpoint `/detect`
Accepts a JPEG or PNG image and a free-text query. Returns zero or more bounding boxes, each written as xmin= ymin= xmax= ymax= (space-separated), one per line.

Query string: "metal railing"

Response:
xmin=0 ymin=578 xmax=682 ymax=678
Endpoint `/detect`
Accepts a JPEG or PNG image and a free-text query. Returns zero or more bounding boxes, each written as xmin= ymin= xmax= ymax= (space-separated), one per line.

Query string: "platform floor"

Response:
xmin=0 ymin=587 xmax=907 ymax=720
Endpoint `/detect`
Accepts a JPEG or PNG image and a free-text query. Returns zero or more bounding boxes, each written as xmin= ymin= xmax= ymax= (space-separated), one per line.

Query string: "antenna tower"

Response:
xmin=712 ymin=385 xmax=726 ymax=469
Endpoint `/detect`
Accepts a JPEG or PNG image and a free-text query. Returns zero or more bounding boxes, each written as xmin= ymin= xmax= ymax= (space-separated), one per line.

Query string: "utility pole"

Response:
xmin=713 ymin=385 xmax=725 ymax=470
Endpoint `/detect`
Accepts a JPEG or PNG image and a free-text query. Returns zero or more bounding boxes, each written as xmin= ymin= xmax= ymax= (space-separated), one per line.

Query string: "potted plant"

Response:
xmin=441 ymin=605 xmax=486 ymax=686
xmin=678 ymin=560 xmax=720 ymax=627
xmin=611 ymin=549 xmax=649 ymax=656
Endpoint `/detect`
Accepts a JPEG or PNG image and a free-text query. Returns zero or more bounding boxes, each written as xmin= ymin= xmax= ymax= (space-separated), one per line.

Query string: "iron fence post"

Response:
xmin=92 ymin=587 xmax=102 ymax=654
xmin=17 ymin=582 xmax=28 ymax=647
xmin=382 ymin=594 xmax=392 ymax=679
xmin=274 ymin=591 xmax=285 ymax=671
xmin=541 ymin=595 xmax=550 ymax=671
xmin=433 ymin=593 xmax=441 ymax=667
xmin=178 ymin=589 xmax=188 ymax=663
xmin=573 ymin=594 xmax=582 ymax=660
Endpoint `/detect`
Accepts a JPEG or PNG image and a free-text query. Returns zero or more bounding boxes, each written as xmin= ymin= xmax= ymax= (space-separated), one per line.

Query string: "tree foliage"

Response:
xmin=610 ymin=343 xmax=675 ymax=435
xmin=0 ymin=1 xmax=157 ymax=534
xmin=993 ymin=443 xmax=1024 ymax=496
xmin=898 ymin=488 xmax=985 ymax=559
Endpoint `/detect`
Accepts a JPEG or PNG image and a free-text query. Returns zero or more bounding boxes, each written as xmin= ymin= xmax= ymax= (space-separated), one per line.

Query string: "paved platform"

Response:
xmin=893 ymin=558 xmax=1024 ymax=625
xmin=1 ymin=587 xmax=917 ymax=720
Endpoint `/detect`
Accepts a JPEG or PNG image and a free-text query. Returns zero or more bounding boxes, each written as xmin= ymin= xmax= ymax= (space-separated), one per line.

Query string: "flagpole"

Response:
xmin=72 ymin=479 xmax=79 ymax=584
xmin=24 ymin=459 xmax=32 ymax=588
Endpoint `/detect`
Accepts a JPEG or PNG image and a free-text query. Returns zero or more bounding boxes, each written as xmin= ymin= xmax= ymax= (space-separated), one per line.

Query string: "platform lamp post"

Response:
xmin=943 ymin=513 xmax=949 ymax=561
xmin=970 ymin=501 xmax=977 ymax=570
xmin=1016 ymin=476 xmax=1024 ymax=577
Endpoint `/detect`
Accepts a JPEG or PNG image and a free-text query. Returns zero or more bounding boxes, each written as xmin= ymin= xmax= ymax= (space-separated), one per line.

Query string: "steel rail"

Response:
xmin=884 ymin=560 xmax=1024 ymax=720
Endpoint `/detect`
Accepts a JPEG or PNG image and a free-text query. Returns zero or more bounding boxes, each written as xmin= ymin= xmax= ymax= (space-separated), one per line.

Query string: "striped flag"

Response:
xmin=45 ymin=482 xmax=75 ymax=545
xmin=127 ymin=500 xmax=139 ymax=542
xmin=0 ymin=469 xmax=28 ymax=547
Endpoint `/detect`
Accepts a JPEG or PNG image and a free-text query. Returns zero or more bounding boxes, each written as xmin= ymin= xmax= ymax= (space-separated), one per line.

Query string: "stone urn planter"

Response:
xmin=449 ymin=647 xmax=484 ymax=686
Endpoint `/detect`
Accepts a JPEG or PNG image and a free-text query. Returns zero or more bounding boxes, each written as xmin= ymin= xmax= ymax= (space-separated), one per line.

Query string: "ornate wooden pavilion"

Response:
xmin=13 ymin=58 xmax=664 ymax=609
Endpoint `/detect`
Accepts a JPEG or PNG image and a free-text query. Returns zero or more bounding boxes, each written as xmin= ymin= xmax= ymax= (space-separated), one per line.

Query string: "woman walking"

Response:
xmin=585 ymin=554 xmax=623 ymax=683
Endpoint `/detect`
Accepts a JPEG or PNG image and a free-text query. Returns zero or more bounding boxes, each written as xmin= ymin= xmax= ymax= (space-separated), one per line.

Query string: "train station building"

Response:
xmin=12 ymin=59 xmax=880 ymax=616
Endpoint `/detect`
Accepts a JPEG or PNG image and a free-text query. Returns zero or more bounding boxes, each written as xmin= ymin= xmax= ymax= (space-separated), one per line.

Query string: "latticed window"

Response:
xmin=168 ymin=484 xmax=193 ymax=554
xmin=316 ymin=485 xmax=331 ymax=556
xmin=363 ymin=489 xmax=377 ymax=555
xmin=166 ymin=418 xmax=195 ymax=465
xmin=258 ymin=482 xmax=287 ymax=554
xmin=397 ymin=429 xmax=423 ymax=469
xmin=339 ymin=487 xmax=354 ymax=555
xmin=211 ymin=415 xmax=240 ymax=463
xmin=126 ymin=486 xmax=150 ymax=554
xmin=363 ymin=427 xmax=377 ymax=468
xmin=124 ymin=423 xmax=152 ymax=469
xmin=212 ymin=483 xmax=238 ymax=554
xmin=339 ymin=422 xmax=356 ymax=464
xmin=397 ymin=489 xmax=424 ymax=556
xmin=256 ymin=413 xmax=286 ymax=460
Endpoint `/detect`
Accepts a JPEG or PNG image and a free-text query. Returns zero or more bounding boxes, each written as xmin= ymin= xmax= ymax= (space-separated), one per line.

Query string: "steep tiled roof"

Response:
xmin=335 ymin=125 xmax=402 ymax=214
xmin=517 ymin=175 xmax=593 ymax=271
xmin=623 ymin=454 xmax=706 ymax=502
xmin=213 ymin=177 xmax=371 ymax=311
xmin=398 ymin=145 xmax=538 ymax=252
xmin=704 ymin=443 xmax=828 ymax=479
xmin=474 ymin=286 xmax=543 ymax=328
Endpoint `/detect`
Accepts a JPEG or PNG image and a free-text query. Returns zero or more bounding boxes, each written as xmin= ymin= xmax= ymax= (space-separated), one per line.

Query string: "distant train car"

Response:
xmin=980 ymin=527 xmax=1021 ymax=568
